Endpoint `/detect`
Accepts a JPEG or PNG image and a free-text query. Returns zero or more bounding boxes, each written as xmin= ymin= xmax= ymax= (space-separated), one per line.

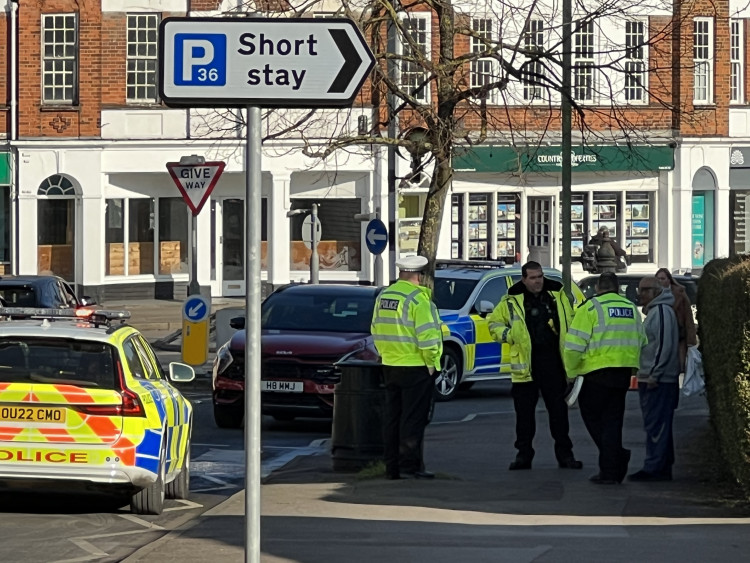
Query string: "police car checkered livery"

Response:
xmin=433 ymin=261 xmax=584 ymax=401
xmin=0 ymin=308 xmax=195 ymax=515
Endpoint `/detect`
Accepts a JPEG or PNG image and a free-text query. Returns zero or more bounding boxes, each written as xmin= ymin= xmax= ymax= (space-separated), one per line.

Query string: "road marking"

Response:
xmin=163 ymin=499 xmax=203 ymax=512
xmin=118 ymin=513 xmax=165 ymax=529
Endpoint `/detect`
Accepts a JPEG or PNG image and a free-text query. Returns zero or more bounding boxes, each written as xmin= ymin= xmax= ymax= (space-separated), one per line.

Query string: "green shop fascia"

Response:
xmin=453 ymin=145 xmax=675 ymax=173
xmin=0 ymin=153 xmax=9 ymax=186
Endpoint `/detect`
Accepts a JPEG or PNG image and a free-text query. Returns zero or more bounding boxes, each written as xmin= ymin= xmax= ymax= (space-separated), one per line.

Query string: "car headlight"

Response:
xmin=338 ymin=344 xmax=380 ymax=364
xmin=215 ymin=342 xmax=234 ymax=375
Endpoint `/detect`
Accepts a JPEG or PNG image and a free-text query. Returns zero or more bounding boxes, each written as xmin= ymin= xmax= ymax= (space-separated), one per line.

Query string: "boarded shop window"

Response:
xmin=289 ymin=198 xmax=362 ymax=272
xmin=158 ymin=198 xmax=188 ymax=274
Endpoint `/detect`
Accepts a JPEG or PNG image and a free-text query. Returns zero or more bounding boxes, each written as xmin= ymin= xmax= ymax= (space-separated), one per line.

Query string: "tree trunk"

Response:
xmin=418 ymin=146 xmax=453 ymax=290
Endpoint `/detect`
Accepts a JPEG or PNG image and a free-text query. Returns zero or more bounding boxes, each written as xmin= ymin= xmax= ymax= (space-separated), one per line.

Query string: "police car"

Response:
xmin=433 ymin=261 xmax=584 ymax=401
xmin=0 ymin=307 xmax=195 ymax=515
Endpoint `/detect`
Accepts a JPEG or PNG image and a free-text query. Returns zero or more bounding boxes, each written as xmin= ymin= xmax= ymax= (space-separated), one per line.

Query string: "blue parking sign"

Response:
xmin=174 ymin=33 xmax=227 ymax=86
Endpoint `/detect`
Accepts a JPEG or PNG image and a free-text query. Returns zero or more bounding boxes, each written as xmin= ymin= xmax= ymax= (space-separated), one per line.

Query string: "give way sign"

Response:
xmin=166 ymin=161 xmax=226 ymax=215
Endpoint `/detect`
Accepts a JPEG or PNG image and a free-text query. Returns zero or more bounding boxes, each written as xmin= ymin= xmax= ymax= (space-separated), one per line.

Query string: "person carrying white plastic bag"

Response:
xmin=682 ymin=346 xmax=705 ymax=397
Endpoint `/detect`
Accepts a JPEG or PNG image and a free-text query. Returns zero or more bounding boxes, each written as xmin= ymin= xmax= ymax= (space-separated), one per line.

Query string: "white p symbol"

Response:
xmin=182 ymin=40 xmax=214 ymax=81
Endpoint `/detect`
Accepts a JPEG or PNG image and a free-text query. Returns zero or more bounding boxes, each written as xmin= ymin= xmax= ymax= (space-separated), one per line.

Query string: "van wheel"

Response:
xmin=434 ymin=348 xmax=462 ymax=402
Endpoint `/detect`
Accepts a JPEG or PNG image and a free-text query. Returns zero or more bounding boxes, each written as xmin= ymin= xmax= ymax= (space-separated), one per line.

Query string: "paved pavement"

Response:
xmin=117 ymin=352 xmax=750 ymax=563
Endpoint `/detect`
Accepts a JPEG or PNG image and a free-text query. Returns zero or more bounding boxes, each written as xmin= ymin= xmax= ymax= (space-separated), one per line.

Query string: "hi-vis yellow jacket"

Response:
xmin=487 ymin=279 xmax=573 ymax=383
xmin=371 ymin=280 xmax=443 ymax=370
xmin=563 ymin=291 xmax=646 ymax=378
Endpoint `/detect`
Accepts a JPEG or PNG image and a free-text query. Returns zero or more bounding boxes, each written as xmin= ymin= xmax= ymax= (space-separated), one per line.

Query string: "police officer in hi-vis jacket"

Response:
xmin=488 ymin=260 xmax=582 ymax=472
xmin=371 ymin=255 xmax=442 ymax=480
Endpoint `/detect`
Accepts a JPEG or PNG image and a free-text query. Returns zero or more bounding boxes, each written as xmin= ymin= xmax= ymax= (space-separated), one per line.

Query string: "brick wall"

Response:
xmin=4 ymin=1 xmax=743 ymax=141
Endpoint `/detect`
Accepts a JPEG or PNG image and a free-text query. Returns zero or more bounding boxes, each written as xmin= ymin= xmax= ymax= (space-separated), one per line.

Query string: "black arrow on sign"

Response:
xmin=328 ymin=29 xmax=363 ymax=94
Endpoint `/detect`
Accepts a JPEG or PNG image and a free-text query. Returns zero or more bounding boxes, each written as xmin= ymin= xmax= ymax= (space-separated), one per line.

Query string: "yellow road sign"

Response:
xmin=182 ymin=319 xmax=209 ymax=366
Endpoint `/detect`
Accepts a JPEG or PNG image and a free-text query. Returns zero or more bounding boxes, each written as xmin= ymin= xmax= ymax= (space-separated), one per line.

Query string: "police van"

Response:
xmin=433 ymin=260 xmax=584 ymax=401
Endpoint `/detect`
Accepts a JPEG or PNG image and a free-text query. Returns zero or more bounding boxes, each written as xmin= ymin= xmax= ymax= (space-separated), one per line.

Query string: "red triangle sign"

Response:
xmin=166 ymin=161 xmax=226 ymax=215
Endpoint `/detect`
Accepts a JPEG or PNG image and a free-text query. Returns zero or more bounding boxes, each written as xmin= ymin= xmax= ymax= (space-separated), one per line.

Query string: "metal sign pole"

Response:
xmin=311 ymin=203 xmax=320 ymax=284
xmin=374 ymin=207 xmax=384 ymax=287
xmin=188 ymin=212 xmax=199 ymax=295
xmin=244 ymin=105 xmax=262 ymax=563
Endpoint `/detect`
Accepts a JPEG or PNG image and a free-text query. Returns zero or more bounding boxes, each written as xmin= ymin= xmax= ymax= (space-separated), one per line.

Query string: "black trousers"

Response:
xmin=382 ymin=365 xmax=434 ymax=476
xmin=511 ymin=369 xmax=574 ymax=462
xmin=578 ymin=375 xmax=629 ymax=480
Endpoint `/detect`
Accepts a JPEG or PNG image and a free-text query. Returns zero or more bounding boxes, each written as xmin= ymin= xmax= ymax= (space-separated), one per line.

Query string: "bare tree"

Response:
xmin=196 ymin=0 xmax=699 ymax=284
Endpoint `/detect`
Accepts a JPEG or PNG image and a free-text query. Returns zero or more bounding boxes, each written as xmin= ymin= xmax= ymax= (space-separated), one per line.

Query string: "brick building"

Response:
xmin=0 ymin=0 xmax=748 ymax=299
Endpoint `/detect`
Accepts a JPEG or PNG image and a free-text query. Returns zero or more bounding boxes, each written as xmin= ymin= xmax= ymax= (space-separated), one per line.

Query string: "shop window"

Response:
xmin=468 ymin=194 xmax=490 ymax=259
xmin=592 ymin=192 xmax=620 ymax=240
xmin=451 ymin=194 xmax=463 ymax=259
xmin=128 ymin=198 xmax=155 ymax=275
xmin=496 ymin=193 xmax=520 ymax=264
xmin=37 ymin=175 xmax=77 ymax=281
xmin=624 ymin=192 xmax=653 ymax=263
xmin=289 ymin=198 xmax=362 ymax=272
xmin=398 ymin=194 xmax=424 ymax=258
xmin=0 ymin=187 xmax=10 ymax=272
xmin=559 ymin=193 xmax=588 ymax=259
xmin=730 ymin=191 xmax=750 ymax=256
xmin=105 ymin=199 xmax=125 ymax=275
xmin=158 ymin=198 xmax=188 ymax=274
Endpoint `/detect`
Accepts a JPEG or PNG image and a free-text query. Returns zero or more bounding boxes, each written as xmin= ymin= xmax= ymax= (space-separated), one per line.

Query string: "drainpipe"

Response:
xmin=9 ymin=0 xmax=19 ymax=275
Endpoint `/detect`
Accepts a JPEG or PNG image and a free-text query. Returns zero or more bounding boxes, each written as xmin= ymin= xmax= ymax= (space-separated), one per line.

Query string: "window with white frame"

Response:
xmin=521 ymin=19 xmax=545 ymax=101
xmin=693 ymin=18 xmax=713 ymax=104
xmin=42 ymin=14 xmax=77 ymax=104
xmin=399 ymin=14 xmax=430 ymax=102
xmin=126 ymin=14 xmax=159 ymax=102
xmin=624 ymin=20 xmax=646 ymax=102
xmin=573 ymin=20 xmax=595 ymax=101
xmin=471 ymin=18 xmax=494 ymax=101
xmin=731 ymin=19 xmax=744 ymax=104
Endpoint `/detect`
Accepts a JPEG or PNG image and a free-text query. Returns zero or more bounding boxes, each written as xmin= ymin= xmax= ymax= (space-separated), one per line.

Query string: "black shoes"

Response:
xmin=558 ymin=458 xmax=583 ymax=469
xmin=628 ymin=469 xmax=672 ymax=482
xmin=509 ymin=459 xmax=533 ymax=470
xmin=385 ymin=473 xmax=401 ymax=480
xmin=589 ymin=473 xmax=618 ymax=485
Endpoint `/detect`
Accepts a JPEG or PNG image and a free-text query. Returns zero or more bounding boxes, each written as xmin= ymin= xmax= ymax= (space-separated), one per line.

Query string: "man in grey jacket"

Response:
xmin=629 ymin=276 xmax=681 ymax=482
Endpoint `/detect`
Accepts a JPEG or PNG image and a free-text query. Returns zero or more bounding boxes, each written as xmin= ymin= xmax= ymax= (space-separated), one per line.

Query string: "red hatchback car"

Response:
xmin=211 ymin=284 xmax=382 ymax=427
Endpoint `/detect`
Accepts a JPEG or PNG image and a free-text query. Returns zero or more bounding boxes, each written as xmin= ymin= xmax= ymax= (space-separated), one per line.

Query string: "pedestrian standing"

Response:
xmin=629 ymin=276 xmax=681 ymax=482
xmin=655 ymin=268 xmax=697 ymax=371
xmin=488 ymin=261 xmax=582 ymax=471
xmin=564 ymin=272 xmax=645 ymax=485
xmin=371 ymin=255 xmax=442 ymax=480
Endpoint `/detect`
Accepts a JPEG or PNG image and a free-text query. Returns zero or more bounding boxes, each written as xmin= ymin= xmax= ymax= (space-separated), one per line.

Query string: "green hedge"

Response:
xmin=698 ymin=256 xmax=750 ymax=494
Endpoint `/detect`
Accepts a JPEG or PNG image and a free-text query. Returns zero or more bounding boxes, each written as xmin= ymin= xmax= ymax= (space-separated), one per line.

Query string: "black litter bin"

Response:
xmin=331 ymin=360 xmax=386 ymax=472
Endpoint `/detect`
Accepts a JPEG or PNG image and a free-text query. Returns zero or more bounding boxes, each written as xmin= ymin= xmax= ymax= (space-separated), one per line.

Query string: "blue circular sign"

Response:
xmin=183 ymin=295 xmax=211 ymax=323
xmin=365 ymin=219 xmax=388 ymax=255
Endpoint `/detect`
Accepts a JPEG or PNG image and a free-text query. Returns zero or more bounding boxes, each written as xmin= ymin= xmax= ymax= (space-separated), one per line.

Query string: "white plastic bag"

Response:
xmin=683 ymin=346 xmax=705 ymax=397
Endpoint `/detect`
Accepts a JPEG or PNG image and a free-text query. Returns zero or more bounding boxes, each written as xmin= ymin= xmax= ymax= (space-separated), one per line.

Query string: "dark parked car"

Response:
xmin=211 ymin=283 xmax=381 ymax=427
xmin=0 ymin=275 xmax=96 ymax=309
xmin=577 ymin=272 xmax=698 ymax=320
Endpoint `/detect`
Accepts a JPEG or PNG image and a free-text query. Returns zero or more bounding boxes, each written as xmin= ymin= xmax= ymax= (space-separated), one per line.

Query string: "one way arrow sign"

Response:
xmin=159 ymin=17 xmax=375 ymax=108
